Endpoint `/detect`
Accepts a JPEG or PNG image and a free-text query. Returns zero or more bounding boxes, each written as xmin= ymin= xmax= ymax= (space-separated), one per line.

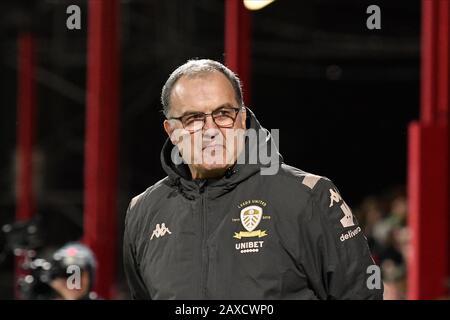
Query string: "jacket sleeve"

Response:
xmin=123 ymin=203 xmax=151 ymax=300
xmin=300 ymin=178 xmax=384 ymax=300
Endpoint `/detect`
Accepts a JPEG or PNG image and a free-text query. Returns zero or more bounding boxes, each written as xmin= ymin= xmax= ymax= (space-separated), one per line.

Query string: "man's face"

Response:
xmin=163 ymin=71 xmax=246 ymax=178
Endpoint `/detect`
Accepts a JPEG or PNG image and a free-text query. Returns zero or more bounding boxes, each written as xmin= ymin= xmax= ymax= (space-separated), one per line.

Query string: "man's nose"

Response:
xmin=203 ymin=115 xmax=220 ymax=139
xmin=203 ymin=114 xmax=218 ymax=131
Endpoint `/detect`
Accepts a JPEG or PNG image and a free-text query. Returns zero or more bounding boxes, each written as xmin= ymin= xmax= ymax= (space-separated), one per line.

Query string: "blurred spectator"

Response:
xmin=373 ymin=192 xmax=407 ymax=246
xmin=355 ymin=196 xmax=384 ymax=264
xmin=356 ymin=187 xmax=409 ymax=300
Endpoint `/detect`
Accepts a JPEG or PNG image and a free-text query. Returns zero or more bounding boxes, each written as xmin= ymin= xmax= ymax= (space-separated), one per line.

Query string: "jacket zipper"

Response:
xmin=199 ymin=183 xmax=208 ymax=299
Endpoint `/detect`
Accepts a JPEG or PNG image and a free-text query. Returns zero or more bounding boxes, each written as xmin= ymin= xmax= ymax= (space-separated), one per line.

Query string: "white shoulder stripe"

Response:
xmin=302 ymin=174 xmax=322 ymax=189
xmin=130 ymin=191 xmax=146 ymax=210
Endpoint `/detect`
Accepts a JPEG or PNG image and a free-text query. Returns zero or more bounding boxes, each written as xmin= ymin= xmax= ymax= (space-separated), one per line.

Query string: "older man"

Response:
xmin=123 ymin=59 xmax=383 ymax=300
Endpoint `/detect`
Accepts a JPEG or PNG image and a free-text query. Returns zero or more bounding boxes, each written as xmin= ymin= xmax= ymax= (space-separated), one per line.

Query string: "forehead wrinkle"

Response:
xmin=170 ymin=73 xmax=236 ymax=116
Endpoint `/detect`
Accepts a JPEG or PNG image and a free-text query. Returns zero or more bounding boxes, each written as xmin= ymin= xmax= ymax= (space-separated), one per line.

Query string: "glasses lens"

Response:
xmin=182 ymin=113 xmax=204 ymax=132
xmin=213 ymin=108 xmax=236 ymax=127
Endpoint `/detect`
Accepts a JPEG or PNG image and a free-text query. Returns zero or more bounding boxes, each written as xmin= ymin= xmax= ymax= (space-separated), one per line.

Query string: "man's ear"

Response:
xmin=240 ymin=107 xmax=247 ymax=129
xmin=163 ymin=119 xmax=178 ymax=145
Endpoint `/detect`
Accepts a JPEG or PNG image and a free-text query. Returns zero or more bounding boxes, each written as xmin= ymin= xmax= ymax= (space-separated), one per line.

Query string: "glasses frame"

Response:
xmin=168 ymin=106 xmax=245 ymax=133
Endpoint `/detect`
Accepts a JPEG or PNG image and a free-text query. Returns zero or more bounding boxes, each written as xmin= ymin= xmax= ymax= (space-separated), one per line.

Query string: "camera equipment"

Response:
xmin=1 ymin=216 xmax=96 ymax=299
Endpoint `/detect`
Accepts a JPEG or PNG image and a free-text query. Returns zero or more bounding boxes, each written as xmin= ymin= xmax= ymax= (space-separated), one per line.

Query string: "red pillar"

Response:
xmin=16 ymin=33 xmax=37 ymax=222
xmin=407 ymin=0 xmax=449 ymax=299
xmin=15 ymin=32 xmax=37 ymax=299
xmin=84 ymin=0 xmax=120 ymax=299
xmin=225 ymin=0 xmax=252 ymax=105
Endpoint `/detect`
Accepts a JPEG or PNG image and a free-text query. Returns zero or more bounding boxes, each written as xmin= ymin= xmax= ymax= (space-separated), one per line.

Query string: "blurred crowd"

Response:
xmin=354 ymin=187 xmax=409 ymax=300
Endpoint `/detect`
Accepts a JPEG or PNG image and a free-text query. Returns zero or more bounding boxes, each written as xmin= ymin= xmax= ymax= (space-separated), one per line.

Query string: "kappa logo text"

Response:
xmin=150 ymin=223 xmax=172 ymax=240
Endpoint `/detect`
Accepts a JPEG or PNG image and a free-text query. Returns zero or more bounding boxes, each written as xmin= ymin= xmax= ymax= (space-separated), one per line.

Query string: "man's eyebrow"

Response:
xmin=213 ymin=103 xmax=234 ymax=110
xmin=178 ymin=110 xmax=201 ymax=118
xmin=178 ymin=103 xmax=234 ymax=117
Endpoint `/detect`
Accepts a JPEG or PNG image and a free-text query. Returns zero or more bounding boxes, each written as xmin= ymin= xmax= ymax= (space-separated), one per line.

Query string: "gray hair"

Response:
xmin=161 ymin=59 xmax=243 ymax=117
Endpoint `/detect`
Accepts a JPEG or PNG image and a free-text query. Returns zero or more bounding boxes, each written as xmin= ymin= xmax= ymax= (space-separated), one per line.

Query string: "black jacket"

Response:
xmin=123 ymin=108 xmax=383 ymax=300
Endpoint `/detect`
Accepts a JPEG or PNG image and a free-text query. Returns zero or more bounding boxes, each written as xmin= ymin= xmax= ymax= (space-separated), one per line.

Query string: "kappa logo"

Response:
xmin=329 ymin=188 xmax=342 ymax=207
xmin=329 ymin=188 xmax=356 ymax=228
xmin=150 ymin=223 xmax=172 ymax=240
xmin=339 ymin=202 xmax=356 ymax=228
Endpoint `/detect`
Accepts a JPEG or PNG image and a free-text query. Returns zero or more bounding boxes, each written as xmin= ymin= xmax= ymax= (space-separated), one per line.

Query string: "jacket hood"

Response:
xmin=160 ymin=107 xmax=283 ymax=199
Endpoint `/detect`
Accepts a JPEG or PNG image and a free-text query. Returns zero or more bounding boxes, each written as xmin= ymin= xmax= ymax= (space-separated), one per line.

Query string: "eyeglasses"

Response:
xmin=168 ymin=106 xmax=244 ymax=133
